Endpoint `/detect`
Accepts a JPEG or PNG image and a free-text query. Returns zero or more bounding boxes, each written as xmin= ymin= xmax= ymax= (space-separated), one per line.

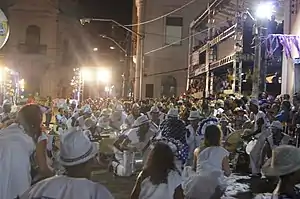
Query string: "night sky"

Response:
xmin=79 ymin=0 xmax=133 ymax=24
xmin=78 ymin=0 xmax=133 ymax=51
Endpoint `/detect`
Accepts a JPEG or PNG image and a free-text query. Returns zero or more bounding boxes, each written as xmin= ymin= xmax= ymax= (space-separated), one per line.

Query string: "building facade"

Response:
xmin=0 ymin=0 xmax=84 ymax=98
xmin=133 ymin=0 xmax=211 ymax=99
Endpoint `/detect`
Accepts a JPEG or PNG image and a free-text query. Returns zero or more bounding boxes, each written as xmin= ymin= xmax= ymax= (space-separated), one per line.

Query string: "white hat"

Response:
xmin=132 ymin=103 xmax=140 ymax=109
xmin=270 ymin=121 xmax=283 ymax=130
xmin=188 ymin=111 xmax=201 ymax=120
xmin=3 ymin=99 xmax=11 ymax=106
xmin=250 ymin=98 xmax=260 ymax=107
xmin=83 ymin=118 xmax=96 ymax=130
xmin=101 ymin=108 xmax=111 ymax=116
xmin=150 ymin=106 xmax=159 ymax=113
xmin=132 ymin=115 xmax=149 ymax=128
xmin=115 ymin=104 xmax=124 ymax=111
xmin=262 ymin=145 xmax=300 ymax=176
xmin=60 ymin=129 xmax=98 ymax=166
xmin=167 ymin=108 xmax=179 ymax=118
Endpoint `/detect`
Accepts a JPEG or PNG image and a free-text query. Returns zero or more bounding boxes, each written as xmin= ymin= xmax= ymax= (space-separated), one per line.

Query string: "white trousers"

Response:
xmin=112 ymin=151 xmax=135 ymax=177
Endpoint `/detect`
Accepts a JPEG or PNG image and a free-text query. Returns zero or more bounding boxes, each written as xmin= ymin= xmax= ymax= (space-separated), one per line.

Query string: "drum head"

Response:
xmin=246 ymin=139 xmax=257 ymax=155
xmin=224 ymin=130 xmax=242 ymax=152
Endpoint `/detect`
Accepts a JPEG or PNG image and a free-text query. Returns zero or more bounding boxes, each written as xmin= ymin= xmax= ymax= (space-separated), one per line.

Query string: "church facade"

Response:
xmin=0 ymin=0 xmax=84 ymax=98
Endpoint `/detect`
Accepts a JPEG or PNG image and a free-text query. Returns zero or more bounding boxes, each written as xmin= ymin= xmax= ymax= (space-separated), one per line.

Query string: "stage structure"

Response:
xmin=188 ymin=0 xmax=284 ymax=97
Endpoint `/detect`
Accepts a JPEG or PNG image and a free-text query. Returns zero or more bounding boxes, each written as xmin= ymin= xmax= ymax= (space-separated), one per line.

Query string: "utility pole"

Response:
xmin=134 ymin=0 xmax=145 ymax=101
xmin=251 ymin=20 xmax=262 ymax=98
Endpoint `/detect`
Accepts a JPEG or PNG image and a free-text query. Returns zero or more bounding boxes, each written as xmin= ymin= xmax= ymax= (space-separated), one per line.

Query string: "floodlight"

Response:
xmin=255 ymin=2 xmax=275 ymax=19
xmin=81 ymin=68 xmax=93 ymax=81
xmin=93 ymin=48 xmax=98 ymax=52
xmin=97 ymin=68 xmax=111 ymax=84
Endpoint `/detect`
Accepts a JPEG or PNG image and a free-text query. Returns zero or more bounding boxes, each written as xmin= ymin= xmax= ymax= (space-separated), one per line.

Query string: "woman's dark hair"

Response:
xmin=144 ymin=142 xmax=175 ymax=185
xmin=18 ymin=104 xmax=42 ymax=138
xmin=204 ymin=125 xmax=222 ymax=147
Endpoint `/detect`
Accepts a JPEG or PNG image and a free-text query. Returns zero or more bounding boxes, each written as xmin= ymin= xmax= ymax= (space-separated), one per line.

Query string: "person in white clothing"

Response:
xmin=125 ymin=103 xmax=143 ymax=127
xmin=110 ymin=104 xmax=127 ymax=131
xmin=185 ymin=111 xmax=202 ymax=166
xmin=18 ymin=128 xmax=114 ymax=199
xmin=182 ymin=124 xmax=231 ymax=199
xmin=131 ymin=142 xmax=184 ymax=199
xmin=147 ymin=106 xmax=163 ymax=127
xmin=0 ymin=104 xmax=44 ymax=199
xmin=248 ymin=99 xmax=270 ymax=177
xmin=111 ymin=115 xmax=157 ymax=176
xmin=261 ymin=121 xmax=292 ymax=164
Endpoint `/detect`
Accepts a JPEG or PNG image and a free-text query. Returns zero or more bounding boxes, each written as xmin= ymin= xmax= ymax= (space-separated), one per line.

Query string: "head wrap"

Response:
xmin=152 ymin=136 xmax=189 ymax=165
xmin=197 ymin=117 xmax=219 ymax=136
xmin=159 ymin=117 xmax=188 ymax=144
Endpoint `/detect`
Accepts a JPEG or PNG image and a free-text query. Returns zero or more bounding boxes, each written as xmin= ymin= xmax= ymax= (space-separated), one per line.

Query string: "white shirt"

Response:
xmin=139 ymin=170 xmax=181 ymax=199
xmin=0 ymin=123 xmax=35 ymax=199
xmin=19 ymin=176 xmax=114 ymax=199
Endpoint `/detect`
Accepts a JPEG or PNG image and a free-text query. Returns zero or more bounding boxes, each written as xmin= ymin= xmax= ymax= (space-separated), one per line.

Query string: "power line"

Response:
xmin=145 ymin=67 xmax=188 ymax=77
xmin=125 ymin=0 xmax=197 ymax=27
xmin=144 ymin=20 xmax=268 ymax=55
xmin=144 ymin=20 xmax=228 ymax=55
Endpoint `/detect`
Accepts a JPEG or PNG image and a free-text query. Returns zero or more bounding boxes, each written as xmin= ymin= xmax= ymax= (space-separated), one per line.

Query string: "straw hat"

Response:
xmin=132 ymin=115 xmax=149 ymax=128
xmin=262 ymin=145 xmax=300 ymax=176
xmin=188 ymin=111 xmax=201 ymax=121
xmin=60 ymin=129 xmax=98 ymax=166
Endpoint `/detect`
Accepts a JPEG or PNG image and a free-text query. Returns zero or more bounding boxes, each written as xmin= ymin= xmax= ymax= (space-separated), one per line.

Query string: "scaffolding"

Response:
xmin=188 ymin=0 xmax=284 ymax=97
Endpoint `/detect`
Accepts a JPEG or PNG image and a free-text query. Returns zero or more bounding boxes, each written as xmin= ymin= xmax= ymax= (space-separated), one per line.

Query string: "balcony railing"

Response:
xmin=210 ymin=54 xmax=235 ymax=70
xmin=18 ymin=43 xmax=47 ymax=54
xmin=210 ymin=25 xmax=236 ymax=47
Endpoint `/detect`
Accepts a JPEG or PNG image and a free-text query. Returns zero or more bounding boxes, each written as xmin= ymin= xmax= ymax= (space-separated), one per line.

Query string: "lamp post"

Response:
xmin=251 ymin=2 xmax=275 ymax=98
xmin=99 ymin=34 xmax=128 ymax=98
xmin=80 ymin=17 xmax=144 ymax=100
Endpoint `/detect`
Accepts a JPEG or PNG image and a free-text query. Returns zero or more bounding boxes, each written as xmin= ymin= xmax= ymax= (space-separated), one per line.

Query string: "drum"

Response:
xmin=246 ymin=139 xmax=257 ymax=155
xmin=224 ymin=130 xmax=243 ymax=153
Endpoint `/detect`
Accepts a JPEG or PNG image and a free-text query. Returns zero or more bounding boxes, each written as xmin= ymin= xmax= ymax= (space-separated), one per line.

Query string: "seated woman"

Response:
xmin=131 ymin=142 xmax=184 ymax=199
xmin=182 ymin=124 xmax=231 ymax=199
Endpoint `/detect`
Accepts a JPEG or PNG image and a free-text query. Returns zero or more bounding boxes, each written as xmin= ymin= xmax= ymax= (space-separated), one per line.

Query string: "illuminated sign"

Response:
xmin=0 ymin=9 xmax=9 ymax=49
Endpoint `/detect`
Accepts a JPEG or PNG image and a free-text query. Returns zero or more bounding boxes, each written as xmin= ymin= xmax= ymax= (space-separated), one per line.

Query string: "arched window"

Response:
xmin=25 ymin=25 xmax=41 ymax=45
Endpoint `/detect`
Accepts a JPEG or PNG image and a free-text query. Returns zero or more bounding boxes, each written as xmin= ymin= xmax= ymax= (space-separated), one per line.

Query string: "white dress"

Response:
xmin=139 ymin=170 xmax=182 ymax=199
xmin=0 ymin=123 xmax=35 ymax=199
xmin=19 ymin=176 xmax=114 ymax=199
xmin=182 ymin=146 xmax=229 ymax=199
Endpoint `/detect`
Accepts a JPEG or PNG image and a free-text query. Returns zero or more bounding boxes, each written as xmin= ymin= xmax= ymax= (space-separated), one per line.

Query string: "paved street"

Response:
xmin=91 ymin=170 xmax=275 ymax=199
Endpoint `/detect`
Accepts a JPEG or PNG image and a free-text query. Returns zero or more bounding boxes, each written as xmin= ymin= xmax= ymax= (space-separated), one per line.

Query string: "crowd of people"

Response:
xmin=0 ymin=91 xmax=300 ymax=199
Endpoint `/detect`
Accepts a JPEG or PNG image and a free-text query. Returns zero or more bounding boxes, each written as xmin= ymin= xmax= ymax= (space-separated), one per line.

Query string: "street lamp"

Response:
xmin=99 ymin=34 xmax=127 ymax=55
xmin=80 ymin=18 xmax=144 ymax=100
xmin=255 ymin=2 xmax=275 ymax=19
xmin=97 ymin=68 xmax=111 ymax=84
xmin=93 ymin=47 xmax=98 ymax=52
xmin=251 ymin=2 xmax=276 ymax=98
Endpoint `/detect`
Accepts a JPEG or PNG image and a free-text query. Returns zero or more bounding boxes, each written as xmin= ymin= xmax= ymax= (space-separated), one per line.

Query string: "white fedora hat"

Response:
xmin=262 ymin=145 xmax=300 ymax=176
xmin=150 ymin=106 xmax=159 ymax=113
xmin=60 ymin=129 xmax=98 ymax=166
xmin=115 ymin=104 xmax=124 ymax=111
xmin=269 ymin=121 xmax=283 ymax=130
xmin=132 ymin=115 xmax=149 ymax=128
xmin=188 ymin=111 xmax=201 ymax=121
xmin=83 ymin=118 xmax=96 ymax=130
xmin=167 ymin=108 xmax=179 ymax=118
